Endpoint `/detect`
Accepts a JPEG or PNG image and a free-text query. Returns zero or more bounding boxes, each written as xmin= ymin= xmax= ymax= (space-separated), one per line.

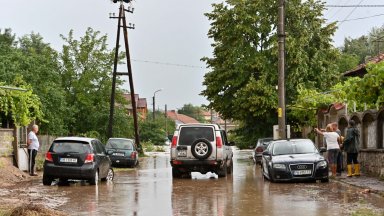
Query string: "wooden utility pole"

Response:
xmin=108 ymin=1 xmax=142 ymax=153
xmin=277 ymin=0 xmax=286 ymax=139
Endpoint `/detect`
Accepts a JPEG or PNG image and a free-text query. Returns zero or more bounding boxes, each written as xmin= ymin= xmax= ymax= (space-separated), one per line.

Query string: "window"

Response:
xmin=106 ymin=139 xmax=134 ymax=150
xmin=179 ymin=126 xmax=214 ymax=146
xmin=51 ymin=141 xmax=91 ymax=154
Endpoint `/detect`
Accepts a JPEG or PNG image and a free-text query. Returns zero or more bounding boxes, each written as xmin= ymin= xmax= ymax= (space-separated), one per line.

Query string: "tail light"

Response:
xmin=45 ymin=152 xmax=53 ymax=162
xmin=171 ymin=136 xmax=178 ymax=148
xmin=85 ymin=154 xmax=94 ymax=163
xmin=130 ymin=152 xmax=137 ymax=159
xmin=256 ymin=146 xmax=264 ymax=153
xmin=216 ymin=136 xmax=223 ymax=148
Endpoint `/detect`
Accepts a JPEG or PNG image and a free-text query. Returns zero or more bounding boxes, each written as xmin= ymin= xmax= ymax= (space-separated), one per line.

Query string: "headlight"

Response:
xmin=316 ymin=161 xmax=327 ymax=169
xmin=273 ymin=163 xmax=286 ymax=169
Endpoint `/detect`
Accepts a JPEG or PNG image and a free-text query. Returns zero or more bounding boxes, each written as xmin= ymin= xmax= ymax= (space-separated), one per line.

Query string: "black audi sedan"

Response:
xmin=43 ymin=137 xmax=114 ymax=186
xmin=261 ymin=139 xmax=329 ymax=183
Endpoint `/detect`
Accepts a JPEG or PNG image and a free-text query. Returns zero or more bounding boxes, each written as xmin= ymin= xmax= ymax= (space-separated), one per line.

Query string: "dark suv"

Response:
xmin=170 ymin=124 xmax=234 ymax=178
xmin=43 ymin=137 xmax=114 ymax=186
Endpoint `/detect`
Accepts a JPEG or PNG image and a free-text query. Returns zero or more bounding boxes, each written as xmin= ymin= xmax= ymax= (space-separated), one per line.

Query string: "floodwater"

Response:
xmin=25 ymin=150 xmax=384 ymax=216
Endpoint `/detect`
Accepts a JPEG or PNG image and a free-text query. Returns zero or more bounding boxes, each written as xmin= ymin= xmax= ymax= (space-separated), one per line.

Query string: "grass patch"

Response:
xmin=154 ymin=146 xmax=166 ymax=152
xmin=352 ymin=208 xmax=381 ymax=216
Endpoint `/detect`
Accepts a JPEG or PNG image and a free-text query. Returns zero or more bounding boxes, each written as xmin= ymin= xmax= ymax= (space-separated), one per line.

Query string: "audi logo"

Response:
xmin=297 ymin=165 xmax=307 ymax=169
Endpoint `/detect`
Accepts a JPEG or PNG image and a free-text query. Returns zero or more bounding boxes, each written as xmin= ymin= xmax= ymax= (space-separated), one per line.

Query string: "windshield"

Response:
xmin=272 ymin=140 xmax=318 ymax=156
xmin=106 ymin=139 xmax=134 ymax=150
xmin=51 ymin=141 xmax=91 ymax=154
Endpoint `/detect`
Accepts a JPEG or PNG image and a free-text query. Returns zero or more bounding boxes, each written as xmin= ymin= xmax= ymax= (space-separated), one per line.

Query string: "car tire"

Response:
xmin=89 ymin=170 xmax=99 ymax=185
xmin=191 ymin=138 xmax=212 ymax=160
xmin=101 ymin=168 xmax=114 ymax=182
xmin=227 ymin=160 xmax=233 ymax=174
xmin=172 ymin=168 xmax=182 ymax=178
xmin=217 ymin=160 xmax=227 ymax=177
xmin=42 ymin=175 xmax=53 ymax=186
xmin=321 ymin=178 xmax=329 ymax=183
xmin=268 ymin=168 xmax=275 ymax=182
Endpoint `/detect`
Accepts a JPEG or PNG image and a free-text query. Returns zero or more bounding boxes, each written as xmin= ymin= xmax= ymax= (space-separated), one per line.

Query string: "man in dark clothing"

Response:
xmin=343 ymin=120 xmax=360 ymax=177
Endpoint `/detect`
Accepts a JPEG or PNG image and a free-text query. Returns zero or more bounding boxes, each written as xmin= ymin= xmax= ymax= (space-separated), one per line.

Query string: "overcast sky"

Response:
xmin=0 ymin=0 xmax=383 ymax=110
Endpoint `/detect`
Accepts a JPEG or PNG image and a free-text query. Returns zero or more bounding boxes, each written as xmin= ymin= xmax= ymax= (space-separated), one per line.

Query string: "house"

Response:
xmin=201 ymin=109 xmax=238 ymax=132
xmin=316 ymin=53 xmax=384 ymax=177
xmin=123 ymin=93 xmax=148 ymax=119
xmin=166 ymin=110 xmax=199 ymax=128
xmin=343 ymin=53 xmax=384 ymax=78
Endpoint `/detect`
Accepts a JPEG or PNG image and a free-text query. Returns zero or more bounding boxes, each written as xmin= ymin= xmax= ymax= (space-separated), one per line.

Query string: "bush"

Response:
xmin=141 ymin=141 xmax=155 ymax=152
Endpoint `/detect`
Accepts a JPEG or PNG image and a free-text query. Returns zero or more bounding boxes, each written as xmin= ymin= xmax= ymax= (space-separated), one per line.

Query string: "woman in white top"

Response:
xmin=315 ymin=124 xmax=340 ymax=177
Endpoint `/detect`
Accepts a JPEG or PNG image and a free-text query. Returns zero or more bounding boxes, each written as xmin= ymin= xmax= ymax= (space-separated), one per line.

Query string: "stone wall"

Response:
xmin=359 ymin=149 xmax=384 ymax=177
xmin=318 ymin=105 xmax=384 ymax=177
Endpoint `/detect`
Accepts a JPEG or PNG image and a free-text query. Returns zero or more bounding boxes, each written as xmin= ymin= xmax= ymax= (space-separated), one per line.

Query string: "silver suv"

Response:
xmin=170 ymin=124 xmax=234 ymax=178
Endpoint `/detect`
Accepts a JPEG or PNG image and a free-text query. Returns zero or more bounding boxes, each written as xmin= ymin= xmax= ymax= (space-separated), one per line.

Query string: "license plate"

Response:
xmin=113 ymin=152 xmax=125 ymax=156
xmin=60 ymin=158 xmax=77 ymax=163
xmin=177 ymin=150 xmax=187 ymax=157
xmin=293 ymin=170 xmax=312 ymax=175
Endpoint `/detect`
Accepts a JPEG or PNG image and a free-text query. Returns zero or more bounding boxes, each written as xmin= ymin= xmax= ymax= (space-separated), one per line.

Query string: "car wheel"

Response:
xmin=191 ymin=139 xmax=212 ymax=160
xmin=42 ymin=175 xmax=53 ymax=186
xmin=217 ymin=160 xmax=227 ymax=177
xmin=268 ymin=168 xmax=275 ymax=182
xmin=89 ymin=170 xmax=99 ymax=185
xmin=321 ymin=178 xmax=329 ymax=183
xmin=101 ymin=168 xmax=114 ymax=182
xmin=227 ymin=160 xmax=233 ymax=174
xmin=172 ymin=168 xmax=182 ymax=178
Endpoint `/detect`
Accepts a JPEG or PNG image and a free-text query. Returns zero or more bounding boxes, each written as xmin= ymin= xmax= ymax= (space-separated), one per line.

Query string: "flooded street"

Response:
xmin=21 ymin=150 xmax=384 ymax=215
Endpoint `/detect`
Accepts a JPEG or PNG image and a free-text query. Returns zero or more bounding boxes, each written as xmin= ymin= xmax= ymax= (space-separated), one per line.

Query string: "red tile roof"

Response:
xmin=166 ymin=110 xmax=199 ymax=124
xmin=344 ymin=53 xmax=384 ymax=77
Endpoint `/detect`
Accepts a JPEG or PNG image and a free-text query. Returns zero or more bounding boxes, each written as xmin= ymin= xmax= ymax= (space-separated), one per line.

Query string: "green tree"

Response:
xmin=202 ymin=0 xmax=339 ymax=146
xmin=337 ymin=53 xmax=360 ymax=74
xmin=140 ymin=112 xmax=175 ymax=145
xmin=340 ymin=25 xmax=384 ymax=64
xmin=0 ymin=79 xmax=43 ymax=127
xmin=59 ymin=27 xmax=128 ymax=141
xmin=0 ymin=29 xmax=67 ymax=134
xmin=178 ymin=103 xmax=204 ymax=122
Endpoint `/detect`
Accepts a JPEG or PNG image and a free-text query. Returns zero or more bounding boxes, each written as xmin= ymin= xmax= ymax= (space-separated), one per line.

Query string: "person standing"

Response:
xmin=343 ymin=120 xmax=360 ymax=177
xmin=315 ymin=124 xmax=340 ymax=177
xmin=27 ymin=124 xmax=40 ymax=176
xmin=331 ymin=122 xmax=343 ymax=176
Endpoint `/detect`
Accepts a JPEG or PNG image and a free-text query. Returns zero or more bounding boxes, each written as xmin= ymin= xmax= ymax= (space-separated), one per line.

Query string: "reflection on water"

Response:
xmin=39 ymin=150 xmax=384 ymax=216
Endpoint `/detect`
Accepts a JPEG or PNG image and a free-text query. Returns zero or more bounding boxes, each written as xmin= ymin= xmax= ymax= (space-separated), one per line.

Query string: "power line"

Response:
xmin=131 ymin=58 xmax=206 ymax=69
xmin=327 ymin=0 xmax=350 ymax=20
xmin=338 ymin=0 xmax=365 ymax=26
xmin=326 ymin=5 xmax=384 ymax=7
xmin=338 ymin=13 xmax=384 ymax=22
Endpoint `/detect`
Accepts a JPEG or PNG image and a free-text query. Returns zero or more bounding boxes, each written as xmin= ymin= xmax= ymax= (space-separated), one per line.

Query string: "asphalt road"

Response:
xmin=14 ymin=150 xmax=384 ymax=216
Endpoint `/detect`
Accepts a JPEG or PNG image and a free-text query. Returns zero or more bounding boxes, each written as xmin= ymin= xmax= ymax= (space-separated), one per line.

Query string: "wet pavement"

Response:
xmin=7 ymin=150 xmax=384 ymax=216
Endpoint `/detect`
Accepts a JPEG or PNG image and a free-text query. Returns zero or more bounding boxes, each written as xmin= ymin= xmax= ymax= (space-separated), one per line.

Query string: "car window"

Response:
xmin=91 ymin=140 xmax=103 ymax=154
xmin=179 ymin=126 xmax=214 ymax=146
xmin=272 ymin=140 xmax=317 ymax=155
xmin=97 ymin=140 xmax=106 ymax=153
xmin=220 ymin=130 xmax=228 ymax=145
xmin=51 ymin=141 xmax=92 ymax=154
xmin=106 ymin=139 xmax=134 ymax=150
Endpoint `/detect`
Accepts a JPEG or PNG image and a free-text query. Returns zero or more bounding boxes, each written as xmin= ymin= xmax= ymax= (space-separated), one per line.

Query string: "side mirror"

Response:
xmin=262 ymin=150 xmax=271 ymax=156
xmin=106 ymin=150 xmax=114 ymax=155
xmin=228 ymin=141 xmax=235 ymax=146
xmin=319 ymin=147 xmax=326 ymax=153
